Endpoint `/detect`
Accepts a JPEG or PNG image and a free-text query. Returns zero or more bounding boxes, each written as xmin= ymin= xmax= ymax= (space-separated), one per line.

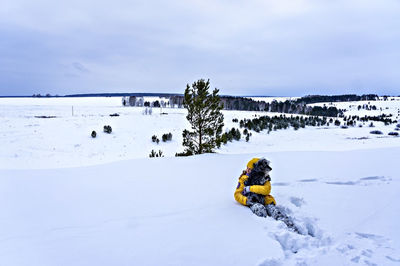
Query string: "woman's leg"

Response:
xmin=249 ymin=203 xmax=268 ymax=217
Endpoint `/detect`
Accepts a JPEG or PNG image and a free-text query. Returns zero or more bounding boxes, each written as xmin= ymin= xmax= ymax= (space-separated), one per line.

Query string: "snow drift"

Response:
xmin=1 ymin=148 xmax=399 ymax=266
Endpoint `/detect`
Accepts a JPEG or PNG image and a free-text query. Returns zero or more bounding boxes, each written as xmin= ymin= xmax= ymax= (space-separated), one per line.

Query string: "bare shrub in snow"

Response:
xmin=143 ymin=107 xmax=152 ymax=115
xmin=149 ymin=150 xmax=164 ymax=158
xmin=151 ymin=135 xmax=160 ymax=144
xmin=370 ymin=130 xmax=383 ymax=135
xmin=103 ymin=125 xmax=112 ymax=134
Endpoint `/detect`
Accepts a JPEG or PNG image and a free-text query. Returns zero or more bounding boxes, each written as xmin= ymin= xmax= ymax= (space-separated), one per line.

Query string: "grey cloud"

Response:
xmin=0 ymin=0 xmax=399 ymax=96
xmin=72 ymin=62 xmax=90 ymax=73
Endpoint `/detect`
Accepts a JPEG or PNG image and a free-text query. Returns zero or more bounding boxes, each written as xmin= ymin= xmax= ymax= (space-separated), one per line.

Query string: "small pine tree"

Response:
xmin=182 ymin=79 xmax=224 ymax=154
xmin=149 ymin=149 xmax=156 ymax=157
xmin=149 ymin=150 xmax=164 ymax=157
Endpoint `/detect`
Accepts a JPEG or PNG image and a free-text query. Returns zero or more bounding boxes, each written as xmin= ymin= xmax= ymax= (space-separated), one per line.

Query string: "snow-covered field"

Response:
xmin=1 ymin=97 xmax=400 ymax=265
xmin=1 ymin=97 xmax=400 ymax=169
xmin=246 ymin=96 xmax=301 ymax=103
xmin=309 ymin=97 xmax=400 ymax=119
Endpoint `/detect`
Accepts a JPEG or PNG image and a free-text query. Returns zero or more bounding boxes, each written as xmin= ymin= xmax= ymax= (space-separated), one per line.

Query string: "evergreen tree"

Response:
xmin=182 ymin=79 xmax=224 ymax=154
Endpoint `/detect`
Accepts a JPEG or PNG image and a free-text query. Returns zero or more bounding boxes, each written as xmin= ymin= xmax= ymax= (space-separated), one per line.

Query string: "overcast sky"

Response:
xmin=1 ymin=0 xmax=399 ymax=96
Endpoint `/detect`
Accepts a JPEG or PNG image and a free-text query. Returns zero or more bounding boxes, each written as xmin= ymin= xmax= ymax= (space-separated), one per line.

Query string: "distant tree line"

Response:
xmin=32 ymin=93 xmax=55 ymax=97
xmin=309 ymin=106 xmax=341 ymax=117
xmin=294 ymin=94 xmax=378 ymax=105
xmin=123 ymin=96 xmax=184 ymax=108
xmin=224 ymin=98 xmax=342 ymax=117
xmin=123 ymin=94 xmax=390 ymax=117
xmin=220 ymin=96 xmax=263 ymax=111
xmin=123 ymin=96 xmax=170 ymax=108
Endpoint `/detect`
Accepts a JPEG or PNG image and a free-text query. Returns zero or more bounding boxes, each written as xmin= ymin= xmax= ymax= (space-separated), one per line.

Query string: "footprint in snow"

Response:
xmin=325 ymin=176 xmax=390 ymax=186
xmin=359 ymin=176 xmax=391 ymax=185
xmin=298 ymin=178 xmax=318 ymax=183
xmin=263 ymin=220 xmax=331 ymax=266
xmin=289 ymin=196 xmax=305 ymax=208
xmin=335 ymin=232 xmax=399 ymax=265
xmin=359 ymin=176 xmax=384 ymax=181
xmin=272 ymin=182 xmax=290 ymax=186
xmin=325 ymin=181 xmax=358 ymax=185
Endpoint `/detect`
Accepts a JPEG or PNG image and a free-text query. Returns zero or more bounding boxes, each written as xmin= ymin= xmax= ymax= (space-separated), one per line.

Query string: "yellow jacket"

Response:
xmin=234 ymin=172 xmax=276 ymax=206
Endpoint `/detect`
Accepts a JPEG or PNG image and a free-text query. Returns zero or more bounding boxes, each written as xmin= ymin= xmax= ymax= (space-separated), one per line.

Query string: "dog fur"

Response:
xmin=244 ymin=158 xmax=272 ymax=206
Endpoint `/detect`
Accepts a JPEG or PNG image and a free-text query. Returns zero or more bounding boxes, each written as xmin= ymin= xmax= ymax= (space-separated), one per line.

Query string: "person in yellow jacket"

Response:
xmin=234 ymin=157 xmax=276 ymax=207
xmin=234 ymin=158 xmax=301 ymax=233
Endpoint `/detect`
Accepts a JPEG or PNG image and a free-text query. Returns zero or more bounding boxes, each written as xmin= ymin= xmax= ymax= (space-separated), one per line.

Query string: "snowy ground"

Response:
xmin=1 ymin=97 xmax=400 ymax=265
xmin=1 ymin=97 xmax=400 ymax=169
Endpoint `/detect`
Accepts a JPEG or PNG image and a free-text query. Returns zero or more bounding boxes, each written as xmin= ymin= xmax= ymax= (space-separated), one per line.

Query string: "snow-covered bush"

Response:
xmin=341 ymin=125 xmax=348 ymax=129
xmin=91 ymin=131 xmax=97 ymax=138
xmin=223 ymin=128 xmax=241 ymax=142
xmin=239 ymin=115 xmax=323 ymax=135
xmin=162 ymin=133 xmax=172 ymax=142
xmin=232 ymin=128 xmax=241 ymax=141
xmin=388 ymin=132 xmax=399 ymax=136
xmin=103 ymin=125 xmax=112 ymax=134
xmin=370 ymin=130 xmax=383 ymax=135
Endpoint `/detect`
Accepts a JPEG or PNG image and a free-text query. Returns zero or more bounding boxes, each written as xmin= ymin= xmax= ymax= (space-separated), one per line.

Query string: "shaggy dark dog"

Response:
xmin=243 ymin=159 xmax=303 ymax=234
xmin=244 ymin=158 xmax=272 ymax=206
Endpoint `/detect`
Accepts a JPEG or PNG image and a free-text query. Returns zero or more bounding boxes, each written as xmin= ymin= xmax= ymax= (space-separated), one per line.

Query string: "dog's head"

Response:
xmin=253 ymin=158 xmax=272 ymax=176
xmin=245 ymin=158 xmax=272 ymax=186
